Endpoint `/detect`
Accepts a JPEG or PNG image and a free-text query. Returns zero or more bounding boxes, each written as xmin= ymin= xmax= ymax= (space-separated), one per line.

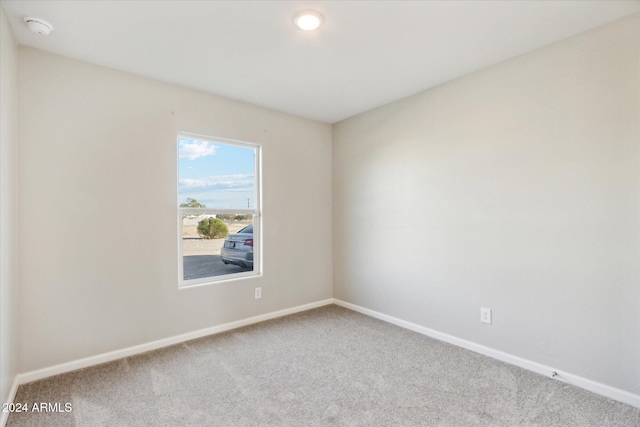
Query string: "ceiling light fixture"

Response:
xmin=294 ymin=10 xmax=323 ymax=31
xmin=23 ymin=17 xmax=54 ymax=35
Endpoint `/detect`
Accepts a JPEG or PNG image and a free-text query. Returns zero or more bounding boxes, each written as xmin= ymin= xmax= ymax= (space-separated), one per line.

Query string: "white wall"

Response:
xmin=333 ymin=14 xmax=639 ymax=395
xmin=0 ymin=3 xmax=19 ymax=407
xmin=17 ymin=47 xmax=332 ymax=372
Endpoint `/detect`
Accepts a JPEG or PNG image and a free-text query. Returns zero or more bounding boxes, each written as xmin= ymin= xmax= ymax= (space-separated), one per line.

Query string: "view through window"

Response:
xmin=178 ymin=134 xmax=260 ymax=286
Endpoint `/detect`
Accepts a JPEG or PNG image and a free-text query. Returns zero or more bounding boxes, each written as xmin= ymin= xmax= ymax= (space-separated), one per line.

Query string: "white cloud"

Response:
xmin=179 ymin=140 xmax=216 ymax=160
xmin=208 ymin=174 xmax=254 ymax=180
xmin=179 ymin=178 xmax=208 ymax=188
xmin=210 ymin=181 xmax=254 ymax=191
xmin=179 ymin=179 xmax=254 ymax=192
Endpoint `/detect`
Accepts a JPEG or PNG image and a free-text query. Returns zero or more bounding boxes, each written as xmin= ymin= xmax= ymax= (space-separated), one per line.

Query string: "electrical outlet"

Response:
xmin=254 ymin=287 xmax=262 ymax=299
xmin=480 ymin=307 xmax=492 ymax=324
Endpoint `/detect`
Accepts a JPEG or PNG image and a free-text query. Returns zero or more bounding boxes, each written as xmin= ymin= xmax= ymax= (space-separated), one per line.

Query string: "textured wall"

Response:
xmin=333 ymin=15 xmax=639 ymax=394
xmin=17 ymin=47 xmax=332 ymax=372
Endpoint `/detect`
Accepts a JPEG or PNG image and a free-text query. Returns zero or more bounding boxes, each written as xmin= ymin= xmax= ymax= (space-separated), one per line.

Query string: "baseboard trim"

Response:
xmin=16 ymin=298 xmax=334 ymax=387
xmin=333 ymin=298 xmax=640 ymax=409
xmin=7 ymin=298 xmax=639 ymax=412
xmin=1 ymin=375 xmax=20 ymax=427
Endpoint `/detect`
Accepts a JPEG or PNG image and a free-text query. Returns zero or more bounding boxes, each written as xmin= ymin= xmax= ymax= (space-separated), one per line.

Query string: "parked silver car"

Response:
xmin=220 ymin=224 xmax=253 ymax=269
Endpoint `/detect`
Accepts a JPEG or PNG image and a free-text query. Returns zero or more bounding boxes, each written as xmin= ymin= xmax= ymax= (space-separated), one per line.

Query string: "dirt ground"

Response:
xmin=182 ymin=217 xmax=251 ymax=256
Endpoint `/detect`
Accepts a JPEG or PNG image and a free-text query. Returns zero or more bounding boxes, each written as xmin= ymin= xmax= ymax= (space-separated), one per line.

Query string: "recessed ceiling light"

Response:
xmin=294 ymin=10 xmax=323 ymax=31
xmin=23 ymin=17 xmax=54 ymax=35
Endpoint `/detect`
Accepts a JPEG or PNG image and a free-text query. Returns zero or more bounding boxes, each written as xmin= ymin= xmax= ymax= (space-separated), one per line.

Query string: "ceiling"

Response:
xmin=2 ymin=1 xmax=638 ymax=123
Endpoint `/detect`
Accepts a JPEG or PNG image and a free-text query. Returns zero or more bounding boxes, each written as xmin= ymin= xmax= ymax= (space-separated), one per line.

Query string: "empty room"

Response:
xmin=0 ymin=1 xmax=639 ymax=425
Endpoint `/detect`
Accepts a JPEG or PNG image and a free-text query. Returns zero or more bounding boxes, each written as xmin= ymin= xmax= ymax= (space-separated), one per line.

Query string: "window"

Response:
xmin=178 ymin=133 xmax=260 ymax=287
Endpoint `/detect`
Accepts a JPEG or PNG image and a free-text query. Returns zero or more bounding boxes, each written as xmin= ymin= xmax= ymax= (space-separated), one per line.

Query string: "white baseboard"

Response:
xmin=333 ymin=298 xmax=640 ymax=409
xmin=1 ymin=375 xmax=20 ymax=427
xmin=15 ymin=298 xmax=334 ymax=387
xmin=5 ymin=296 xmax=638 ymax=420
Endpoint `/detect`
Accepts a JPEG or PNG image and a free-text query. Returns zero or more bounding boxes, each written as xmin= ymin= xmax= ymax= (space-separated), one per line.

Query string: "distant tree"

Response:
xmin=180 ymin=198 xmax=206 ymax=208
xmin=197 ymin=218 xmax=229 ymax=239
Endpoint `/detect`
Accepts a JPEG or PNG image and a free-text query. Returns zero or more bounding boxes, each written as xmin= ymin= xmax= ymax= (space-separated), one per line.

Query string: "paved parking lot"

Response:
xmin=183 ymin=254 xmax=252 ymax=280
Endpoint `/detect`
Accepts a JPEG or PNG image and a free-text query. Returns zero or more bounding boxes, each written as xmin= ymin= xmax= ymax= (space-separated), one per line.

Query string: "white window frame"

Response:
xmin=177 ymin=132 xmax=261 ymax=288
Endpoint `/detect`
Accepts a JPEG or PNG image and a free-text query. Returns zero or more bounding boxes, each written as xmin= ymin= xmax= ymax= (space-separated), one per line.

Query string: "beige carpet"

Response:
xmin=7 ymin=305 xmax=640 ymax=426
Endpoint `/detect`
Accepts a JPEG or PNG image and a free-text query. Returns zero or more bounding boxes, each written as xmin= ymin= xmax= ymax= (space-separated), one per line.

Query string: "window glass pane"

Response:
xmin=178 ymin=136 xmax=256 ymax=210
xmin=182 ymin=214 xmax=255 ymax=281
xmin=178 ymin=134 xmax=259 ymax=286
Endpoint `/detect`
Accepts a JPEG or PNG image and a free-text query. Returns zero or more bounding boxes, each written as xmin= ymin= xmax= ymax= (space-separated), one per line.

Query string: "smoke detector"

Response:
xmin=23 ymin=17 xmax=54 ymax=35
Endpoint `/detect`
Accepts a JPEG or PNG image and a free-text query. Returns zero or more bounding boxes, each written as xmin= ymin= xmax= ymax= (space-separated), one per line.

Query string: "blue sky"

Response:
xmin=178 ymin=137 xmax=256 ymax=209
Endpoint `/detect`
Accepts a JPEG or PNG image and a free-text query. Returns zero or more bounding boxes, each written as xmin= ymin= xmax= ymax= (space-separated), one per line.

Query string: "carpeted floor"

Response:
xmin=7 ymin=305 xmax=640 ymax=426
